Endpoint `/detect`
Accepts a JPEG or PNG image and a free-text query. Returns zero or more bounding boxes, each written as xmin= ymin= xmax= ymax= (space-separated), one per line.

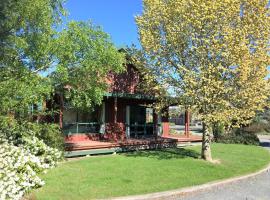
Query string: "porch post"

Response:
xmin=114 ymin=97 xmax=117 ymax=123
xmin=102 ymin=102 xmax=105 ymax=123
xmin=126 ymin=105 xmax=130 ymax=138
xmin=158 ymin=113 xmax=162 ymax=136
xmin=153 ymin=109 xmax=157 ymax=137
xmin=99 ymin=102 xmax=105 ymax=134
xmin=184 ymin=110 xmax=190 ymax=137
xmin=153 ymin=109 xmax=161 ymax=138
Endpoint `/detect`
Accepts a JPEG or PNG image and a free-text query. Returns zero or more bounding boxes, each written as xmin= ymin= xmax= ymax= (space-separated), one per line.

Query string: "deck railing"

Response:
xmin=128 ymin=123 xmax=162 ymax=138
xmin=63 ymin=122 xmax=162 ymax=137
xmin=63 ymin=122 xmax=102 ymax=135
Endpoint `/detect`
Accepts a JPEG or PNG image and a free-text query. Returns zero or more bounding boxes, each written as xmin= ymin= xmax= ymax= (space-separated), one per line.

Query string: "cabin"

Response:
xmin=50 ymin=56 xmax=202 ymax=157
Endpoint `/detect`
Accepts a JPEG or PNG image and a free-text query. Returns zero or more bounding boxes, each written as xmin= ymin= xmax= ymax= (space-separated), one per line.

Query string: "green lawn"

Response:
xmin=31 ymin=144 xmax=270 ymax=200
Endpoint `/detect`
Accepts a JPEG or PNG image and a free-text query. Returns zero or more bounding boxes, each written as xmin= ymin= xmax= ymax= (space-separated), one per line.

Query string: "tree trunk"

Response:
xmin=201 ymin=123 xmax=212 ymax=161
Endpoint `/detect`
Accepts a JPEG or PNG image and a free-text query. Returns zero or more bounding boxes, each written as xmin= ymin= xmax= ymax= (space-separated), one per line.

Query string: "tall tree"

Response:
xmin=53 ymin=21 xmax=125 ymax=127
xmin=0 ymin=0 xmax=65 ymax=114
xmin=0 ymin=1 xmax=124 ymax=121
xmin=136 ymin=0 xmax=270 ymax=161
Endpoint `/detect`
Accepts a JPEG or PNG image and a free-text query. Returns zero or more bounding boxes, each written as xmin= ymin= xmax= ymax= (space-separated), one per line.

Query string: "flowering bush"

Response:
xmin=0 ymin=141 xmax=41 ymax=200
xmin=0 ymin=136 xmax=63 ymax=200
xmin=0 ymin=117 xmax=63 ymax=200
xmin=21 ymin=136 xmax=62 ymax=167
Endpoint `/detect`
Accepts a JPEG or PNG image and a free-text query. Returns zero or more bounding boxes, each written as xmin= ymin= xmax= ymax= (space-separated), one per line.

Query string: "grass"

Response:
xmin=31 ymin=144 xmax=270 ymax=200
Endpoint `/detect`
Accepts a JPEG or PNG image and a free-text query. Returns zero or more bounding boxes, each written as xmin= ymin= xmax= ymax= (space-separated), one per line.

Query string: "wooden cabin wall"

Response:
xmin=107 ymin=64 xmax=140 ymax=94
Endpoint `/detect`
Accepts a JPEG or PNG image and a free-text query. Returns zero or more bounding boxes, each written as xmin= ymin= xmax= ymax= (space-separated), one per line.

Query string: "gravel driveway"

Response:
xmin=174 ymin=135 xmax=270 ymax=200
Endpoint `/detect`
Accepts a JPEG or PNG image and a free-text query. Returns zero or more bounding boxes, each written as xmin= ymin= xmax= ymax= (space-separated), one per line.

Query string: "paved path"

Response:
xmin=174 ymin=135 xmax=270 ymax=200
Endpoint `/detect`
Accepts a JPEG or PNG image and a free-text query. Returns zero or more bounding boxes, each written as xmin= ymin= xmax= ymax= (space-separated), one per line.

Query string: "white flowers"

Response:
xmin=0 ymin=136 xmax=62 ymax=200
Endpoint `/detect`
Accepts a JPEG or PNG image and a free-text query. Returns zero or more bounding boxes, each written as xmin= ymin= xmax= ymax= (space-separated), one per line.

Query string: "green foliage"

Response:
xmin=0 ymin=116 xmax=64 ymax=150
xmin=0 ymin=2 xmax=125 ymax=198
xmin=24 ymin=122 xmax=64 ymax=150
xmin=38 ymin=124 xmax=64 ymax=150
xmin=136 ymin=0 xmax=270 ymax=160
xmin=0 ymin=116 xmax=27 ymax=142
xmin=215 ymin=129 xmax=260 ymax=146
xmin=214 ymin=109 xmax=270 ymax=144
xmin=0 ymin=0 xmax=65 ymax=113
xmin=0 ymin=72 xmax=52 ymax=115
xmin=243 ymin=109 xmax=270 ymax=134
xmin=243 ymin=122 xmax=270 ymax=134
xmin=169 ymin=106 xmax=182 ymax=118
xmin=1 ymin=0 xmax=124 ymax=115
xmin=212 ymin=122 xmax=225 ymax=140
xmin=54 ymin=21 xmax=125 ymax=110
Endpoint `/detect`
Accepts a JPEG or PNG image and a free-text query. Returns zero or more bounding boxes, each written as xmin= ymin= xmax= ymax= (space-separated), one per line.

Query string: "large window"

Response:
xmin=63 ymin=107 xmax=102 ymax=134
xmin=129 ymin=106 xmax=154 ymax=137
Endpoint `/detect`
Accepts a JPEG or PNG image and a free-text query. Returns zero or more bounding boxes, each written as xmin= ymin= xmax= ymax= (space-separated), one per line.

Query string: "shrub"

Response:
xmin=243 ymin=121 xmax=270 ymax=134
xmin=242 ymin=109 xmax=270 ymax=135
xmin=0 ymin=116 xmax=64 ymax=150
xmin=21 ymin=136 xmax=62 ymax=166
xmin=0 ymin=116 xmax=63 ymax=200
xmin=37 ymin=124 xmax=64 ymax=150
xmin=212 ymin=122 xmax=225 ymax=141
xmin=0 ymin=138 xmax=62 ymax=200
xmin=215 ymin=129 xmax=260 ymax=146
xmin=0 ymin=142 xmax=43 ymax=200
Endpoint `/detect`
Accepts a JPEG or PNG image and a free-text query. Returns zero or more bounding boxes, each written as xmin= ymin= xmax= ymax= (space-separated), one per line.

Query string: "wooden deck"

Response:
xmin=163 ymin=134 xmax=202 ymax=142
xmin=65 ymin=135 xmax=202 ymax=157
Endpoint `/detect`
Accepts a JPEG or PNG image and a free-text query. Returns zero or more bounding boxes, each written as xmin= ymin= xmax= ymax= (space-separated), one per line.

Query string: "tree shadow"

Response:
xmin=124 ymin=148 xmax=200 ymax=160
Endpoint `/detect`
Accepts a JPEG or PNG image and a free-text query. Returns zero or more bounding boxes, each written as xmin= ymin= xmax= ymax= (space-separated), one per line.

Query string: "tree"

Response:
xmin=0 ymin=1 xmax=125 ymax=122
xmin=0 ymin=0 xmax=65 ymax=114
xmin=136 ymin=0 xmax=270 ymax=161
xmin=53 ymin=21 xmax=125 ymax=127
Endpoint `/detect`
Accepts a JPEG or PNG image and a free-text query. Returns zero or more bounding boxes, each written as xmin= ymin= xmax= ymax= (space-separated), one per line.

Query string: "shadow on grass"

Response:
xmin=124 ymin=148 xmax=200 ymax=160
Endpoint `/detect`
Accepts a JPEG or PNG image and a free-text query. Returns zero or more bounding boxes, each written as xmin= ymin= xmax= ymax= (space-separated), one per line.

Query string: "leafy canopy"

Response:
xmin=136 ymin=0 xmax=270 ymax=128
xmin=54 ymin=21 xmax=125 ymax=110
xmin=0 ymin=0 xmax=125 ymax=114
xmin=0 ymin=0 xmax=65 ymax=113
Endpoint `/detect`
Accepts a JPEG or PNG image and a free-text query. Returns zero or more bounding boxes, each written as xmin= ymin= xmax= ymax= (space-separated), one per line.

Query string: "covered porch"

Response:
xmin=61 ymin=93 xmax=202 ymax=155
xmin=63 ymin=93 xmax=164 ymax=142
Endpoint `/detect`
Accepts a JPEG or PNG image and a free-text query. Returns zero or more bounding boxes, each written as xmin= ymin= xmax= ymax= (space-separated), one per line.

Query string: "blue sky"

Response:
xmin=63 ymin=0 xmax=142 ymax=47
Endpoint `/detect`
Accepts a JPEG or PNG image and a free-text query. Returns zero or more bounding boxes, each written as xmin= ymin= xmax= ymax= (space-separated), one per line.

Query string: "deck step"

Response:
xmin=65 ymin=141 xmax=201 ymax=158
xmin=65 ymin=147 xmax=121 ymax=157
xmin=64 ymin=136 xmax=202 ymax=157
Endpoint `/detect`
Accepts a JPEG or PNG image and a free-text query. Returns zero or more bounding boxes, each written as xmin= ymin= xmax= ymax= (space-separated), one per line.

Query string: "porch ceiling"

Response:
xmin=105 ymin=92 xmax=156 ymax=100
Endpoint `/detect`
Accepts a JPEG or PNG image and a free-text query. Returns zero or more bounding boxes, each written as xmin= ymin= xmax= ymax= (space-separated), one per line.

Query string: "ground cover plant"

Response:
xmin=31 ymin=144 xmax=270 ymax=200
